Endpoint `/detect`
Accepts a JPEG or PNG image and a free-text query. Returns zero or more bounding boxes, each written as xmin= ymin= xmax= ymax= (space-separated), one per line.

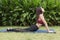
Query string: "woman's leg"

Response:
xmin=7 ymin=28 xmax=29 ymax=32
xmin=25 ymin=25 xmax=39 ymax=31
xmin=7 ymin=25 xmax=39 ymax=32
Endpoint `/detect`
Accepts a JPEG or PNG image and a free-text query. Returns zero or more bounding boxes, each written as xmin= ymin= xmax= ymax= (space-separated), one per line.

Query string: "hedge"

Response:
xmin=0 ymin=0 xmax=60 ymax=26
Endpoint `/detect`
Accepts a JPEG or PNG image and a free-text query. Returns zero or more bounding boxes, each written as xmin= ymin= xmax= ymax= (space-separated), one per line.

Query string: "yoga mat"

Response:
xmin=0 ymin=29 xmax=56 ymax=33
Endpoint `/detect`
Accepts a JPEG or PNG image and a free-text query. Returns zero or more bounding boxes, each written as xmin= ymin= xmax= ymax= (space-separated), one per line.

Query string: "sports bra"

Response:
xmin=37 ymin=19 xmax=44 ymax=24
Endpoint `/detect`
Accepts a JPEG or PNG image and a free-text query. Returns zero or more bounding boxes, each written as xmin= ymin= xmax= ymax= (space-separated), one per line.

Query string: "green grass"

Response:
xmin=0 ymin=26 xmax=60 ymax=40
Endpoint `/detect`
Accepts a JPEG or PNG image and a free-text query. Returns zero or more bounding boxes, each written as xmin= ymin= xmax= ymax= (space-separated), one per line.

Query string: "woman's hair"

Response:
xmin=36 ymin=7 xmax=45 ymax=14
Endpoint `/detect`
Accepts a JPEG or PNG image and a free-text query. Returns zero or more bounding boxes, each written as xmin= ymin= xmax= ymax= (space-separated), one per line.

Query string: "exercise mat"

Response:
xmin=0 ymin=29 xmax=56 ymax=33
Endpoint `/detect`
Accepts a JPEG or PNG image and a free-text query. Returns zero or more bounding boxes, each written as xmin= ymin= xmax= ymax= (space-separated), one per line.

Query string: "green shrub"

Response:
xmin=0 ymin=0 xmax=60 ymax=26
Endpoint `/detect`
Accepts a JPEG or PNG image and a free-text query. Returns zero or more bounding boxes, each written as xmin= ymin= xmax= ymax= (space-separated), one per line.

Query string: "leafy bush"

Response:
xmin=0 ymin=0 xmax=60 ymax=26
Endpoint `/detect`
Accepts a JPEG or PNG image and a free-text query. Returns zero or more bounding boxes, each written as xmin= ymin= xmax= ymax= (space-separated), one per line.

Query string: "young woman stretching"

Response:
xmin=5 ymin=7 xmax=53 ymax=32
xmin=36 ymin=7 xmax=53 ymax=32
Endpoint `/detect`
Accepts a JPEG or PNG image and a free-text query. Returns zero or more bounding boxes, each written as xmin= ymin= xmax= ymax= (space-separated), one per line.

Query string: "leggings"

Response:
xmin=7 ymin=25 xmax=39 ymax=32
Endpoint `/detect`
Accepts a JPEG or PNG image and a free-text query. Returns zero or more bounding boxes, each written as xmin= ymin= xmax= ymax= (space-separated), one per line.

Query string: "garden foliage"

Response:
xmin=0 ymin=0 xmax=60 ymax=26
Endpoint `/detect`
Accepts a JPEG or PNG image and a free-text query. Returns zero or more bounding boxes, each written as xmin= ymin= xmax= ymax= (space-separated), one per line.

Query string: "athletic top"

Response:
xmin=37 ymin=19 xmax=44 ymax=24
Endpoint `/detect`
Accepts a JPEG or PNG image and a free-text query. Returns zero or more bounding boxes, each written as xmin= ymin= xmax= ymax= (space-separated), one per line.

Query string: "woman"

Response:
xmin=36 ymin=7 xmax=53 ymax=32
xmin=2 ymin=7 xmax=53 ymax=32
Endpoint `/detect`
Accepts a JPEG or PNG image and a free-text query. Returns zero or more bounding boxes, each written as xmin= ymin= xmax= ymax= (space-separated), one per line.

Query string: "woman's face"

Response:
xmin=40 ymin=7 xmax=45 ymax=13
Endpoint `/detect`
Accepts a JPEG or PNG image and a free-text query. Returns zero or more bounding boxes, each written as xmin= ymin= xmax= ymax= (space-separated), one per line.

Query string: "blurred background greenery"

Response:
xmin=0 ymin=0 xmax=60 ymax=26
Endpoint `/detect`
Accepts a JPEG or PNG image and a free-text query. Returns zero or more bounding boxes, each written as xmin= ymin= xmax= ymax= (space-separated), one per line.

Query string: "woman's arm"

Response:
xmin=39 ymin=14 xmax=50 ymax=31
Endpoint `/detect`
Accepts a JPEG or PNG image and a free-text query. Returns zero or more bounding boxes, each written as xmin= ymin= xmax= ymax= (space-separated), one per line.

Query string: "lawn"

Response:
xmin=0 ymin=26 xmax=60 ymax=40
